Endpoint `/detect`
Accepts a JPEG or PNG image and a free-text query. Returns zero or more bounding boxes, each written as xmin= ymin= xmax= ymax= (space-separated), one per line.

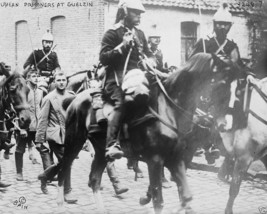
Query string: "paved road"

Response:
xmin=0 ymin=145 xmax=266 ymax=214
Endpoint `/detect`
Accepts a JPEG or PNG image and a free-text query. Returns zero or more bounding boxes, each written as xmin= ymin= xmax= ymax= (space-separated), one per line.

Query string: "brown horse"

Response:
xmin=56 ymin=53 xmax=238 ymax=214
xmin=0 ymin=63 xmax=31 ymax=133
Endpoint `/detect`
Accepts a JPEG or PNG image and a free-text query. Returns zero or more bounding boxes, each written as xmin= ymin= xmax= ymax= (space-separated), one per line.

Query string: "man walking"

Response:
xmin=35 ymin=71 xmax=77 ymax=203
xmin=15 ymin=70 xmax=44 ymax=181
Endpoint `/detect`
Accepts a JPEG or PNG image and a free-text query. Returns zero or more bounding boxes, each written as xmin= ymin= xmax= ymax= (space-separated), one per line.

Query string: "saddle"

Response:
xmin=88 ymin=69 xmax=156 ymax=135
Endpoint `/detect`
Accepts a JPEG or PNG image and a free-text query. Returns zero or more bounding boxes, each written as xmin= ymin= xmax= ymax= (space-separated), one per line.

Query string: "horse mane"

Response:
xmin=164 ymin=53 xmax=213 ymax=95
xmin=62 ymin=95 xmax=76 ymax=111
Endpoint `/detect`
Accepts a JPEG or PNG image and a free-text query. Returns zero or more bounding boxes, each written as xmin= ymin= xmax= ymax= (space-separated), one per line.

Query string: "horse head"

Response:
xmin=163 ymin=53 xmax=241 ymax=132
xmin=0 ymin=67 xmax=31 ymax=130
xmin=199 ymin=53 xmax=247 ymax=134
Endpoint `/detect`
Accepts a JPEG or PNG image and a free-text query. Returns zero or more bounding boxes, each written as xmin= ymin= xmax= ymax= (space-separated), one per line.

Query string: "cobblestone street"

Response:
xmin=0 ymin=145 xmax=266 ymax=214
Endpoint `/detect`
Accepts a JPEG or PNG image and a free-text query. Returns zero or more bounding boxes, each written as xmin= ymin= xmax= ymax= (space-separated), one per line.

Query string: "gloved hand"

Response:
xmin=123 ymin=30 xmax=134 ymax=47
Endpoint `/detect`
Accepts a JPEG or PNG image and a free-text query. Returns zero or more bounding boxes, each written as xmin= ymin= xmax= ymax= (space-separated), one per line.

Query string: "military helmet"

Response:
xmin=118 ymin=0 xmax=146 ymax=13
xmin=42 ymin=29 xmax=54 ymax=42
xmin=213 ymin=3 xmax=233 ymax=23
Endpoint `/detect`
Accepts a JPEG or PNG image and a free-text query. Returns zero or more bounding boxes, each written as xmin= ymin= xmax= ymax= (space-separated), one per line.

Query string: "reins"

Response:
xmin=144 ymin=61 xmax=212 ymax=135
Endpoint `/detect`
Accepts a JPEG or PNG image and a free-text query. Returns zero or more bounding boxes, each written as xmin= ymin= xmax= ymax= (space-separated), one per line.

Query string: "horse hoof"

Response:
xmin=136 ymin=172 xmax=144 ymax=178
xmin=217 ymin=174 xmax=230 ymax=183
xmin=139 ymin=195 xmax=151 ymax=205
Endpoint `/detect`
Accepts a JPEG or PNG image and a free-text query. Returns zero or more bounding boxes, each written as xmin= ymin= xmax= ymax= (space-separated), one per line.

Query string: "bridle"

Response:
xmin=0 ymin=76 xmax=23 ymax=141
xmin=145 ymin=56 xmax=227 ymax=136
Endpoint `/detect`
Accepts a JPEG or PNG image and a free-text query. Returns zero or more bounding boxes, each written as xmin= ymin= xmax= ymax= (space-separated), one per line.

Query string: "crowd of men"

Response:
xmin=0 ymin=0 xmax=256 ymax=205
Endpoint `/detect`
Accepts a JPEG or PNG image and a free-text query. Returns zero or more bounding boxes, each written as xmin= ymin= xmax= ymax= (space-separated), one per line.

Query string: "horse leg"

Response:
xmin=225 ymin=155 xmax=252 ymax=214
xmin=218 ymin=155 xmax=234 ymax=182
xmin=147 ymin=156 xmax=164 ymax=214
xmin=168 ymin=160 xmax=194 ymax=214
xmin=88 ymin=134 xmax=107 ymax=213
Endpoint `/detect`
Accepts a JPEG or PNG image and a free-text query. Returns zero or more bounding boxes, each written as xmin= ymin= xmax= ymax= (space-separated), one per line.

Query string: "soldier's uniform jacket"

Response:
xmin=189 ymin=36 xmax=240 ymax=62
xmin=23 ymin=49 xmax=60 ymax=77
xmin=35 ymin=89 xmax=75 ymax=145
xmin=27 ymin=83 xmax=44 ymax=132
xmin=100 ymin=23 xmax=151 ymax=85
xmin=149 ymin=47 xmax=164 ymax=71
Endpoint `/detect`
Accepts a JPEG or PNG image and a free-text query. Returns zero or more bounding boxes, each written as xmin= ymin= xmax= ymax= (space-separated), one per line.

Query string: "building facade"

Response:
xmin=0 ymin=0 xmax=255 ymax=74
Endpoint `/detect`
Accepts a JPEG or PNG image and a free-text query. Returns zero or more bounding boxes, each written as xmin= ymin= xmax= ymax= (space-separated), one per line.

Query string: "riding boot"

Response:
xmin=15 ymin=152 xmax=24 ymax=181
xmin=107 ymin=161 xmax=128 ymax=195
xmin=105 ymin=110 xmax=124 ymax=160
xmin=0 ymin=165 xmax=11 ymax=188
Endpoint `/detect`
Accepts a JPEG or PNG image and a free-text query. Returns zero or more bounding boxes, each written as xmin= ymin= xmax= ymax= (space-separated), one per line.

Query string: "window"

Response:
xmin=181 ymin=22 xmax=199 ymax=65
xmin=15 ymin=20 xmax=31 ymax=69
xmin=51 ymin=16 xmax=67 ymax=68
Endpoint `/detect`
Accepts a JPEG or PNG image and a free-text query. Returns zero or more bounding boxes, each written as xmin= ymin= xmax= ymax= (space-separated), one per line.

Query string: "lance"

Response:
xmin=198 ymin=1 xmax=206 ymax=53
xmin=26 ymin=23 xmax=38 ymax=71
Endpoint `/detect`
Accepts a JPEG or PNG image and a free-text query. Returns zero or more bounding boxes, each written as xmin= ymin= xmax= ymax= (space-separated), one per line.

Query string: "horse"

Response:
xmin=56 ymin=53 xmax=238 ymax=214
xmin=66 ymin=70 xmax=90 ymax=93
xmin=213 ymin=75 xmax=267 ymax=214
xmin=0 ymin=62 xmax=31 ymax=174
xmin=0 ymin=62 xmax=31 ymax=132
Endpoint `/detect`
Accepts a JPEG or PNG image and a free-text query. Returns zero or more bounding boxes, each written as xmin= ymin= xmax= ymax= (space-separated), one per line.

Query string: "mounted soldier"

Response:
xmin=190 ymin=3 xmax=254 ymax=166
xmin=100 ymin=0 xmax=152 ymax=159
xmin=147 ymin=26 xmax=169 ymax=73
xmin=189 ymin=3 xmax=240 ymax=164
xmin=189 ymin=3 xmax=240 ymax=63
xmin=23 ymin=30 xmax=61 ymax=94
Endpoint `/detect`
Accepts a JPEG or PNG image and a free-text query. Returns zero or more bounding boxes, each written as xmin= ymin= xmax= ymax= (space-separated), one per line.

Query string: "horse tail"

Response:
xmin=62 ymin=95 xmax=76 ymax=111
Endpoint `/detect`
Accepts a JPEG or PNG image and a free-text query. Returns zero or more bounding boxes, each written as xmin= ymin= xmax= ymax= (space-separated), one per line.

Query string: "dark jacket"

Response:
xmin=24 ymin=49 xmax=60 ymax=77
xmin=99 ymin=23 xmax=151 ymax=85
xmin=189 ymin=36 xmax=240 ymax=63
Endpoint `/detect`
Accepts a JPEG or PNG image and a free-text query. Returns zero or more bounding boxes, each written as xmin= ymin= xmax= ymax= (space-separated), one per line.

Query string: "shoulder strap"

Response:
xmin=215 ymin=38 xmax=227 ymax=55
xmin=37 ymin=45 xmax=57 ymax=66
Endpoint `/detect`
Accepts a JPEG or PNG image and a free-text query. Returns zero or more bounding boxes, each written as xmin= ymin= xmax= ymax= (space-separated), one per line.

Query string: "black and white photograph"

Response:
xmin=0 ymin=0 xmax=267 ymax=213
